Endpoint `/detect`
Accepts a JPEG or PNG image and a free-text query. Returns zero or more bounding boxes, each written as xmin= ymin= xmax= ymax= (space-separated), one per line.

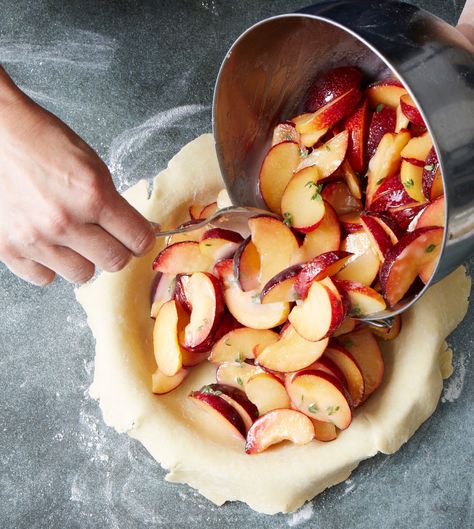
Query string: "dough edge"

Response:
xmin=76 ymin=133 xmax=471 ymax=515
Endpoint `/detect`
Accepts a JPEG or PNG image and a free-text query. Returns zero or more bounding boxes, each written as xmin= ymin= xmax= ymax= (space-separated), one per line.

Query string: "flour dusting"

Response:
xmin=287 ymin=503 xmax=314 ymax=526
xmin=108 ymin=104 xmax=209 ymax=191
xmin=78 ymin=407 xmax=110 ymax=463
xmin=201 ymin=0 xmax=220 ymax=16
xmin=441 ymin=348 xmax=468 ymax=403
xmin=342 ymin=478 xmax=356 ymax=496
xmin=0 ymin=29 xmax=116 ymax=69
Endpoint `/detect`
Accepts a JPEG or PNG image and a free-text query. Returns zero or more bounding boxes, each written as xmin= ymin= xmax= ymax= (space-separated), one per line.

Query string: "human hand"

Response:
xmin=0 ymin=67 xmax=155 ymax=286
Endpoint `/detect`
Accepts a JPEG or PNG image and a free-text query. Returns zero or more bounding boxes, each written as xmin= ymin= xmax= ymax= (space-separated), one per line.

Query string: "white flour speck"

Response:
xmin=201 ymin=0 xmax=219 ymax=15
xmin=78 ymin=406 xmax=110 ymax=464
xmin=441 ymin=349 xmax=468 ymax=402
xmin=287 ymin=503 xmax=314 ymax=526
xmin=342 ymin=482 xmax=356 ymax=496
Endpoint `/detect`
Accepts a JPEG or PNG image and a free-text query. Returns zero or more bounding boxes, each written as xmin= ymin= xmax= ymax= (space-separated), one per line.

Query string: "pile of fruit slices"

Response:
xmin=260 ymin=66 xmax=444 ymax=307
xmin=150 ymin=201 xmax=398 ymax=454
xmin=149 ymin=66 xmax=444 ymax=454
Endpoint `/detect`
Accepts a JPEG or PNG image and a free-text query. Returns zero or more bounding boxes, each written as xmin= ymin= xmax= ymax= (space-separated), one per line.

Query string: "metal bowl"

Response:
xmin=213 ymin=0 xmax=474 ymax=319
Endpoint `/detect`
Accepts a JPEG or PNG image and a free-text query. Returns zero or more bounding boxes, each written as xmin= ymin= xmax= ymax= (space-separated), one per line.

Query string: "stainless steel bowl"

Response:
xmin=213 ymin=0 xmax=474 ymax=319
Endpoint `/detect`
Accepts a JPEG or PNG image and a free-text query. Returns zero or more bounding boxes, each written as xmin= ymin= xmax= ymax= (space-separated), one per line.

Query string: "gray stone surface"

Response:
xmin=0 ymin=1 xmax=472 ymax=528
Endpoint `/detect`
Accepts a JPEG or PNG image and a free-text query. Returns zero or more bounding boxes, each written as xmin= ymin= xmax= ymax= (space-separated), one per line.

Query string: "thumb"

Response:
xmin=98 ymin=188 xmax=156 ymax=256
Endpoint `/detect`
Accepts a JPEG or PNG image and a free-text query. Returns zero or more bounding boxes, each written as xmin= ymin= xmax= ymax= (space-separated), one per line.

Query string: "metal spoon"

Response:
xmin=152 ymin=206 xmax=276 ymax=238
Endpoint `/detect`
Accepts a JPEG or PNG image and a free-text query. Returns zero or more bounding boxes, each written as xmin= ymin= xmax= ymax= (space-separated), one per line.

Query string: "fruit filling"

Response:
xmin=149 ymin=66 xmax=444 ymax=453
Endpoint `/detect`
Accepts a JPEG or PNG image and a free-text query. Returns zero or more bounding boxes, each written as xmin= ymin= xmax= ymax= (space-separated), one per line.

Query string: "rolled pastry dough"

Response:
xmin=76 ymin=133 xmax=471 ymax=514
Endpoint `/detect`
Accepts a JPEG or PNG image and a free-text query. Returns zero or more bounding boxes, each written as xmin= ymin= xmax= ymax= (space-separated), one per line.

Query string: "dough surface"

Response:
xmin=76 ymin=134 xmax=471 ymax=514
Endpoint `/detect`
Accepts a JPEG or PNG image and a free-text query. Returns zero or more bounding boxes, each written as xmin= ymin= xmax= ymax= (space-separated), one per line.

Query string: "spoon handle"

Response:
xmin=153 ymin=206 xmax=276 ymax=237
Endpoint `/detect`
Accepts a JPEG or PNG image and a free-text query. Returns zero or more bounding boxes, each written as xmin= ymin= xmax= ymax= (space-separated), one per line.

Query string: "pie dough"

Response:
xmin=76 ymin=133 xmax=471 ymax=514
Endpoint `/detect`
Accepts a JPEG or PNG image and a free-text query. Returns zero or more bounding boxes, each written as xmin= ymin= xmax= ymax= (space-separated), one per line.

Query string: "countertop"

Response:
xmin=0 ymin=1 xmax=472 ymax=528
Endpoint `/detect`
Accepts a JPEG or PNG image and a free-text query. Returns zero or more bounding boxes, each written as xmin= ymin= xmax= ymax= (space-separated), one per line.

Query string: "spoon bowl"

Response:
xmin=153 ymin=206 xmax=277 ymax=239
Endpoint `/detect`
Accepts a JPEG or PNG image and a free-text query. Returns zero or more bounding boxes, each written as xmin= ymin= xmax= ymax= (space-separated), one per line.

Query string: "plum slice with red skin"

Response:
xmin=151 ymin=368 xmax=189 ymax=395
xmin=207 ymin=383 xmax=259 ymax=427
xmin=366 ymin=130 xmax=411 ymax=208
xmin=286 ymin=369 xmax=353 ymax=430
xmin=224 ymin=280 xmax=290 ymax=330
xmin=213 ymin=258 xmax=234 ymax=285
xmin=150 ymin=272 xmax=176 ymax=318
xmin=306 ymin=355 xmax=348 ymax=388
xmin=297 ymin=131 xmax=349 ymax=179
xmin=181 ymin=349 xmax=209 ymax=367
xmin=335 ymin=231 xmax=380 ymax=286
xmin=209 ymin=327 xmax=279 ymax=364
xmin=249 ymin=215 xmax=300 ymax=286
xmin=177 ymin=272 xmax=224 ymax=352
xmin=174 ymin=274 xmax=192 ymax=312
xmin=366 ymin=78 xmax=407 ymax=109
xmin=281 ymin=167 xmax=326 ymax=233
xmin=244 ymin=372 xmax=291 ymax=415
xmin=245 ymin=409 xmax=315 ymax=454
xmin=218 ymin=258 xmax=291 ymax=329
xmin=272 ymin=122 xmax=300 ymax=146
xmin=364 ymin=212 xmax=401 ymax=244
xmin=414 ymin=195 xmax=444 ymax=229
xmin=321 ymin=181 xmax=362 ymax=217
xmin=388 ymin=202 xmax=426 ymax=231
xmin=201 ymin=228 xmax=243 ymax=244
xmin=334 ymin=279 xmax=387 ymax=316
xmin=400 ymin=93 xmax=426 ymax=127
xmin=189 ymin=204 xmax=205 ymax=220
xmin=189 ymin=389 xmax=247 ymax=440
xmin=323 ymin=343 xmax=365 ymax=407
xmin=289 ymin=278 xmax=345 ymax=342
xmin=255 ymin=324 xmax=329 ymax=373
xmin=306 ymin=66 xmax=363 ymax=111
xmin=153 ymin=299 xmax=186 ymax=376
xmin=422 ymin=147 xmax=443 ymax=201
xmin=332 ymin=316 xmax=357 ymax=337
xmin=400 ymin=131 xmax=432 ymax=164
xmin=340 ymin=160 xmax=363 ymax=200
xmin=216 ymin=361 xmax=264 ymax=390
xmin=300 ymin=201 xmax=341 ymax=261
xmin=295 ymin=251 xmax=353 ymax=299
xmin=360 ymin=214 xmax=393 ymax=260
xmin=400 ymin=160 xmax=425 ymax=203
xmin=199 ymin=228 xmax=243 ymax=262
xmin=395 ymin=102 xmax=410 ymax=133
xmin=233 ymin=237 xmax=261 ymax=292
xmin=370 ymin=173 xmax=413 ymax=212
xmin=380 ymin=227 xmax=444 ymax=306
xmin=259 ymin=141 xmax=301 ymax=214
xmin=337 ymin=331 xmax=384 ymax=402
xmin=212 ymin=310 xmax=242 ymax=343
xmin=297 ymin=88 xmax=362 ymax=132
xmin=344 ymin=98 xmax=370 ymax=173
xmin=339 ymin=212 xmax=363 ymax=234
xmin=366 ymin=105 xmax=396 ymax=160
xmin=260 ymin=264 xmax=303 ymax=304
xmin=153 ymin=241 xmax=212 ymax=274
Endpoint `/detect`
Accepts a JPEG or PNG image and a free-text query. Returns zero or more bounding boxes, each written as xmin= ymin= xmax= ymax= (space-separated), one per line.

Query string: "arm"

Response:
xmin=457 ymin=0 xmax=474 ymax=44
xmin=0 ymin=66 xmax=155 ymax=285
